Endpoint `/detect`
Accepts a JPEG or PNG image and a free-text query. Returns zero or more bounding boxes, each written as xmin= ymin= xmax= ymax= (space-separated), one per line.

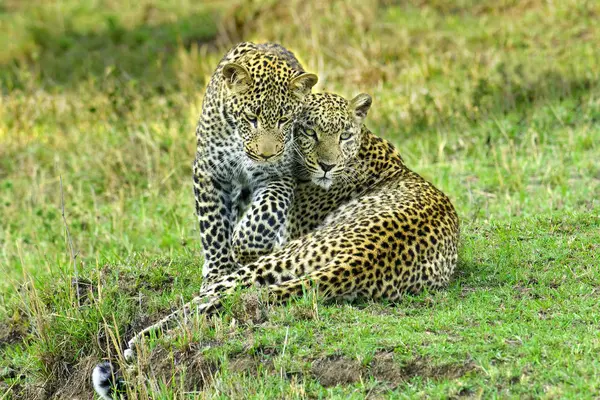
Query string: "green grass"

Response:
xmin=1 ymin=0 xmax=599 ymax=398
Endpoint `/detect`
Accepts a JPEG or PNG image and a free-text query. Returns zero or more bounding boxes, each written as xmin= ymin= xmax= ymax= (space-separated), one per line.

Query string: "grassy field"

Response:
xmin=1 ymin=0 xmax=599 ymax=398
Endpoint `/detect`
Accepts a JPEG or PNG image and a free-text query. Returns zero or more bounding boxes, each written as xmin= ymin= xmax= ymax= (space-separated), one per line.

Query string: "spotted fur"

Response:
xmin=192 ymin=42 xmax=317 ymax=285
xmin=123 ymin=92 xmax=459 ymax=358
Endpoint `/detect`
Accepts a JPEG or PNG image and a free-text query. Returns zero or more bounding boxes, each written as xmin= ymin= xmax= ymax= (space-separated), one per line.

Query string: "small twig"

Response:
xmin=280 ymin=326 xmax=290 ymax=380
xmin=60 ymin=175 xmax=78 ymax=279
xmin=281 ymin=326 xmax=290 ymax=358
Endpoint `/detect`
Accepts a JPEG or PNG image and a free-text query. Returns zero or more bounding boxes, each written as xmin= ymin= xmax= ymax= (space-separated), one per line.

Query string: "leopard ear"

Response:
xmin=222 ymin=63 xmax=253 ymax=94
xmin=349 ymin=93 xmax=372 ymax=122
xmin=289 ymin=73 xmax=318 ymax=99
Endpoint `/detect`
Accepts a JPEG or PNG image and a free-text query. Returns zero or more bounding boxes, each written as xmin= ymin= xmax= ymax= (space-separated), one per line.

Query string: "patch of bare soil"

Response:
xmin=148 ymin=345 xmax=219 ymax=391
xmin=134 ymin=344 xmax=276 ymax=394
xmin=311 ymin=355 xmax=363 ymax=387
xmin=47 ymin=283 xmax=273 ymax=397
xmin=228 ymin=354 xmax=275 ymax=375
xmin=45 ymin=348 xmax=476 ymax=397
xmin=49 ymin=346 xmax=220 ymax=399
xmin=52 ymin=356 xmax=98 ymax=399
xmin=5 ymin=356 xmax=98 ymax=400
xmin=311 ymin=352 xmax=476 ymax=388
xmin=375 ymin=353 xmax=476 ymax=386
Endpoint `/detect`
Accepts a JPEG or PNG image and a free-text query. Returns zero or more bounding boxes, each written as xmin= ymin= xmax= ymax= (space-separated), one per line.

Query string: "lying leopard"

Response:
xmin=118 ymin=92 xmax=460 ymax=367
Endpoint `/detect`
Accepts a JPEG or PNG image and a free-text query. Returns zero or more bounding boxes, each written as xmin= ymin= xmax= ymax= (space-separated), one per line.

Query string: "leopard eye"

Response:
xmin=278 ymin=116 xmax=291 ymax=127
xmin=246 ymin=113 xmax=258 ymax=128
xmin=340 ymin=131 xmax=352 ymax=141
xmin=304 ymin=128 xmax=318 ymax=140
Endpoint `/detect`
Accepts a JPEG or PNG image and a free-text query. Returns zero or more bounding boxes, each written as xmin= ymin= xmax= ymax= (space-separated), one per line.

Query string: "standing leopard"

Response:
xmin=119 ymin=92 xmax=460 ymax=366
xmin=193 ymin=42 xmax=317 ymax=285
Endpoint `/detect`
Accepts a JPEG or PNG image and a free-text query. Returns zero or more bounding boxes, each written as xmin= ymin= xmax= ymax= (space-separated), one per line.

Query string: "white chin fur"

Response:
xmin=313 ymin=177 xmax=333 ymax=190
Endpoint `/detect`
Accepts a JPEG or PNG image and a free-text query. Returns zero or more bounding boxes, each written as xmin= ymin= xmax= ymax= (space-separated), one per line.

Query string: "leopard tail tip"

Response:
xmin=92 ymin=361 xmax=123 ymax=400
xmin=124 ymin=348 xmax=134 ymax=361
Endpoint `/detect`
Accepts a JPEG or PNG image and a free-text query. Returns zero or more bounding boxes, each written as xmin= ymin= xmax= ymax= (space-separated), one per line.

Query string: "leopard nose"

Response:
xmin=318 ymin=161 xmax=335 ymax=172
xmin=260 ymin=153 xmax=276 ymax=160
xmin=255 ymin=141 xmax=283 ymax=161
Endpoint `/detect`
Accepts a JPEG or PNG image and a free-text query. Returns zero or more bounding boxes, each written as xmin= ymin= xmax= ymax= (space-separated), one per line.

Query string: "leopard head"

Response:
xmin=221 ymin=53 xmax=318 ymax=164
xmin=293 ymin=92 xmax=372 ymax=189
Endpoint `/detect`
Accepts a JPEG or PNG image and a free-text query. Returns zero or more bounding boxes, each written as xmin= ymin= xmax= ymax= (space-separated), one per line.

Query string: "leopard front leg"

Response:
xmin=193 ymin=158 xmax=240 ymax=286
xmin=123 ymin=239 xmax=362 ymax=360
xmin=124 ymin=268 xmax=252 ymax=360
xmin=124 ymin=294 xmax=220 ymax=361
xmin=231 ymin=177 xmax=296 ymax=265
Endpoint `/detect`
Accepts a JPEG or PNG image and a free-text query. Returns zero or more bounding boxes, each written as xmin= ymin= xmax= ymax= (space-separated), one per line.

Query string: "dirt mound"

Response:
xmin=52 ymin=356 xmax=98 ymax=399
xmin=311 ymin=355 xmax=363 ymax=387
xmin=311 ymin=352 xmax=476 ymax=388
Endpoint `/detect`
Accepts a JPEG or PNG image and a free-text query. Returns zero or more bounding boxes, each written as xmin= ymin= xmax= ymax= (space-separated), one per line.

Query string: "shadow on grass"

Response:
xmin=397 ymin=68 xmax=597 ymax=138
xmin=0 ymin=10 xmax=221 ymax=93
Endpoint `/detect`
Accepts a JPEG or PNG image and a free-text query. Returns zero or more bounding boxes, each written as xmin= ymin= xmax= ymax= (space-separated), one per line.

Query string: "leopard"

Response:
xmin=116 ymin=92 xmax=460 ymax=369
xmin=92 ymin=44 xmax=317 ymax=400
xmin=192 ymin=42 xmax=318 ymax=286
